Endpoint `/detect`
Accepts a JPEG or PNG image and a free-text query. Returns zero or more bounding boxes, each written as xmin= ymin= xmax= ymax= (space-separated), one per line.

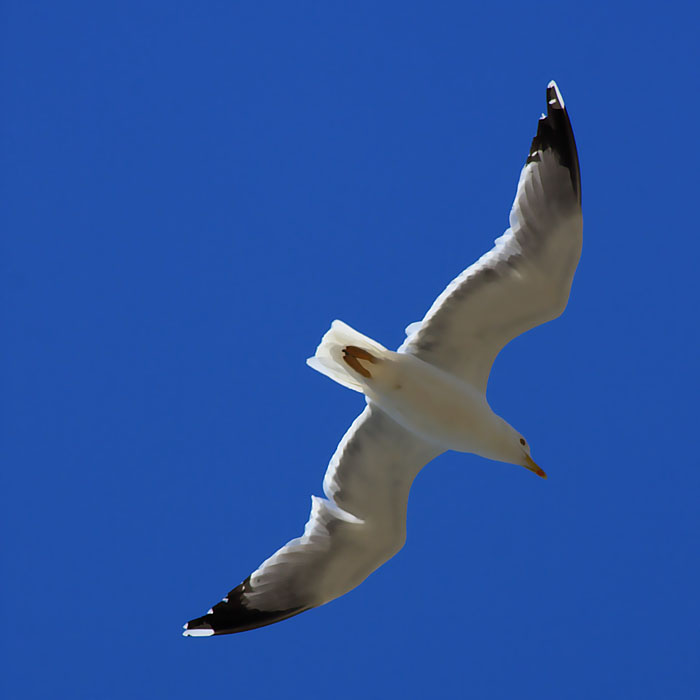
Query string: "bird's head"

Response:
xmin=497 ymin=421 xmax=547 ymax=479
xmin=515 ymin=434 xmax=547 ymax=479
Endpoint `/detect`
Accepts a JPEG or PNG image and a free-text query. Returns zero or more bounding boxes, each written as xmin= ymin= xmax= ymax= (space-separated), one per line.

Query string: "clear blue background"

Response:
xmin=4 ymin=2 xmax=699 ymax=698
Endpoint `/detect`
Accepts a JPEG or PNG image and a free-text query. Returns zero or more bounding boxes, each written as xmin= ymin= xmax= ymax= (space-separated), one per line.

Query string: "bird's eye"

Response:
xmin=519 ymin=438 xmax=526 ymax=446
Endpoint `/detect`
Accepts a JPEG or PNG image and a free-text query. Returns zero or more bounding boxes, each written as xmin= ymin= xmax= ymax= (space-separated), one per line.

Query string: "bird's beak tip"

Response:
xmin=524 ymin=455 xmax=547 ymax=480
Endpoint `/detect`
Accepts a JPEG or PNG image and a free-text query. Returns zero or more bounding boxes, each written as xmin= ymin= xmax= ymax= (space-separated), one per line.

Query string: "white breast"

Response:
xmin=362 ymin=352 xmax=502 ymax=456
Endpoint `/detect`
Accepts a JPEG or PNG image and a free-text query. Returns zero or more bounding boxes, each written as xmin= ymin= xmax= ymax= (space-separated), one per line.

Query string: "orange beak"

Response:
xmin=524 ymin=454 xmax=547 ymax=480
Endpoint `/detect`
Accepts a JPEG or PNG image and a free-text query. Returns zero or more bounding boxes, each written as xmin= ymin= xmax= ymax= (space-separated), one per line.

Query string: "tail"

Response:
xmin=306 ymin=320 xmax=389 ymax=392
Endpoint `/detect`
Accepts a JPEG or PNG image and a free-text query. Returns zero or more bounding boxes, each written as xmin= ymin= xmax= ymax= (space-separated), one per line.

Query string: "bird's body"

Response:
xmin=313 ymin=325 xmax=518 ymax=461
xmin=184 ymin=81 xmax=582 ymax=637
xmin=368 ymin=350 xmax=501 ymax=455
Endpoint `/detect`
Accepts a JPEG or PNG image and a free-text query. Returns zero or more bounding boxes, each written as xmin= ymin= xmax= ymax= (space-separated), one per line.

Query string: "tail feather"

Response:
xmin=306 ymin=320 xmax=388 ymax=392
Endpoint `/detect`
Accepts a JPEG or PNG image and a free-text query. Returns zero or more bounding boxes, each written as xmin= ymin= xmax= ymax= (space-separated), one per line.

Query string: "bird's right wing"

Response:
xmin=400 ymin=82 xmax=582 ymax=393
xmin=184 ymin=404 xmax=442 ymax=636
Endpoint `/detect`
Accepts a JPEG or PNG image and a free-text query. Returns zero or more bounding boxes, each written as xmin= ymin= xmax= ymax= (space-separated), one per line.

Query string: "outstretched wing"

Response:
xmin=400 ymin=81 xmax=582 ymax=392
xmin=184 ymin=405 xmax=442 ymax=636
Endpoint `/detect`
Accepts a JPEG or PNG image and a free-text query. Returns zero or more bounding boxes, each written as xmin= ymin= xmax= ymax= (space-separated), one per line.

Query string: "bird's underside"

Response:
xmin=183 ymin=81 xmax=582 ymax=637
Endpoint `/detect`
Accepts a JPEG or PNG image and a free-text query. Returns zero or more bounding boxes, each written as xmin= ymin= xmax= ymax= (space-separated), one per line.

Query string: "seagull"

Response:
xmin=184 ymin=81 xmax=582 ymax=637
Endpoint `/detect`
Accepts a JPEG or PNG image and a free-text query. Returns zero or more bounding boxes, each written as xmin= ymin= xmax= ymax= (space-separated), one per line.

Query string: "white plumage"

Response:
xmin=184 ymin=80 xmax=582 ymax=636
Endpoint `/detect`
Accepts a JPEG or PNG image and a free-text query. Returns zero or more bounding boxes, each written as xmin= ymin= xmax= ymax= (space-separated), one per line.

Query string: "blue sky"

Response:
xmin=3 ymin=2 xmax=699 ymax=698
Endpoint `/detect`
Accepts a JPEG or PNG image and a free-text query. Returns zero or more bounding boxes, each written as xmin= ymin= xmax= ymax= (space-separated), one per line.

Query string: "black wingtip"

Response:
xmin=526 ymin=81 xmax=581 ymax=205
xmin=183 ymin=576 xmax=310 ymax=637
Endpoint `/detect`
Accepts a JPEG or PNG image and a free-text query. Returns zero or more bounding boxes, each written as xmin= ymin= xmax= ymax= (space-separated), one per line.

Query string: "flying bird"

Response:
xmin=184 ymin=81 xmax=582 ymax=637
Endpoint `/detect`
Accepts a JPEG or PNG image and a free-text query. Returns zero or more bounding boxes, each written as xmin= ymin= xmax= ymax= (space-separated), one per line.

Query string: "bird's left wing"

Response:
xmin=184 ymin=404 xmax=442 ymax=636
xmin=400 ymin=81 xmax=582 ymax=392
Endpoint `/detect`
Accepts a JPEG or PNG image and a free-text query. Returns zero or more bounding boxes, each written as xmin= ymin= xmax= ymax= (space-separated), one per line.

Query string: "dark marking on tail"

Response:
xmin=344 ymin=346 xmax=377 ymax=363
xmin=342 ymin=346 xmax=376 ymax=378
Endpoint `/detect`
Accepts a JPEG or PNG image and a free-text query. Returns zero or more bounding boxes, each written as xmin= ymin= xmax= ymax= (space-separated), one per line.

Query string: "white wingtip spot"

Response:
xmin=183 ymin=627 xmax=215 ymax=637
xmin=547 ymin=80 xmax=565 ymax=109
